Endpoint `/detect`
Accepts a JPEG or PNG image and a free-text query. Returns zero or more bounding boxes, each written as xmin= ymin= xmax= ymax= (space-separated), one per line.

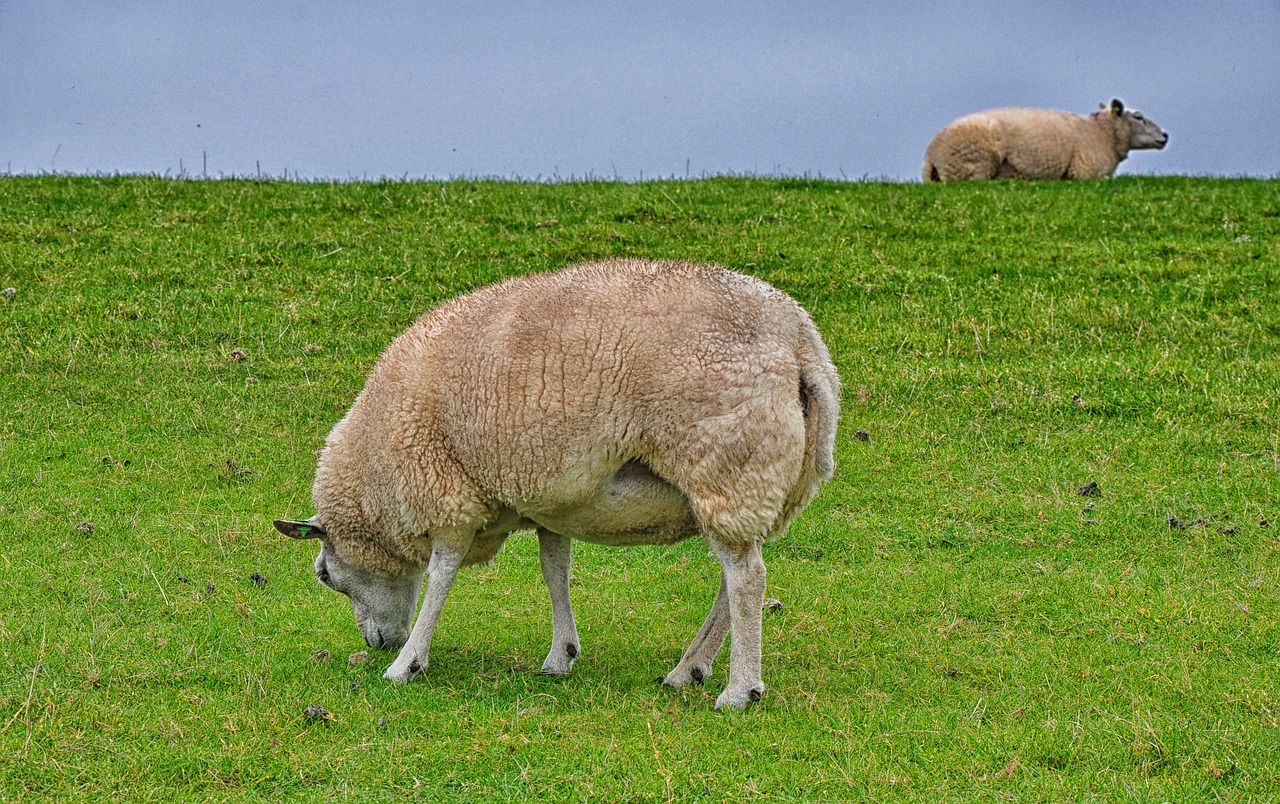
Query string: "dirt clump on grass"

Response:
xmin=303 ymin=704 xmax=333 ymax=724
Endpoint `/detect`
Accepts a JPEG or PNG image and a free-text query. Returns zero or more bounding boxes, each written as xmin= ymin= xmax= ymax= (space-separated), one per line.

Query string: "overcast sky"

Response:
xmin=2 ymin=2 xmax=1277 ymax=182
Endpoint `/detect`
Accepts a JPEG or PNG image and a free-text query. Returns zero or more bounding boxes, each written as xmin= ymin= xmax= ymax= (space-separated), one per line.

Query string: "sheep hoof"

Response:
xmin=540 ymin=643 xmax=580 ymax=675
xmin=714 ymin=683 xmax=766 ymax=710
xmin=383 ymin=657 xmax=424 ymax=684
xmin=661 ymin=663 xmax=711 ymax=689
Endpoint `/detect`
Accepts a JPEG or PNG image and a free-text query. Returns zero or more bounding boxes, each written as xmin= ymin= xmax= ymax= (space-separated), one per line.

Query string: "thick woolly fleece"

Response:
xmin=922 ymin=99 xmax=1168 ymax=182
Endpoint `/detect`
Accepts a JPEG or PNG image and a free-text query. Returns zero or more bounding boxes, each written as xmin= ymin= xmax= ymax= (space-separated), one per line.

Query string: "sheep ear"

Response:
xmin=274 ymin=518 xmax=327 ymax=539
xmin=1110 ymin=98 xmax=1124 ymax=116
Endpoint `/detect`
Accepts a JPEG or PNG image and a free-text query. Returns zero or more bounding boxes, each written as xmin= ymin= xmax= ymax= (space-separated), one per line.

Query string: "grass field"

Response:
xmin=1 ymin=174 xmax=1278 ymax=801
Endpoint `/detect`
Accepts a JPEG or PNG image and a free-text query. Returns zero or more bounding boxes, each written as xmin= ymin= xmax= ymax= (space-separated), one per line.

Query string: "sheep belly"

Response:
xmin=524 ymin=459 xmax=699 ymax=547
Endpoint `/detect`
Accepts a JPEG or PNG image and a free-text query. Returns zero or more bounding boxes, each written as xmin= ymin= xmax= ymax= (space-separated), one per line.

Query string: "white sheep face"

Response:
xmin=275 ymin=519 xmax=423 ymax=651
xmin=1126 ymin=110 xmax=1169 ymax=151
xmin=1110 ymin=100 xmax=1169 ymax=152
xmin=313 ymin=541 xmax=423 ymax=651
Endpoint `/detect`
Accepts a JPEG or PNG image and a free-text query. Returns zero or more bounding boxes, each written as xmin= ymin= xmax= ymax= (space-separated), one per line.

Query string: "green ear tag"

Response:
xmin=297 ymin=525 xmax=311 ymax=538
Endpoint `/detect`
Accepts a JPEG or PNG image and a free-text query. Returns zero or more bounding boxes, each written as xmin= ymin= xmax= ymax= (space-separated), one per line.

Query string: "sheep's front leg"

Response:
xmin=537 ymin=529 xmax=580 ymax=674
xmin=663 ymin=571 xmax=730 ymax=688
xmin=384 ymin=534 xmax=471 ymax=684
xmin=710 ymin=540 xmax=766 ymax=710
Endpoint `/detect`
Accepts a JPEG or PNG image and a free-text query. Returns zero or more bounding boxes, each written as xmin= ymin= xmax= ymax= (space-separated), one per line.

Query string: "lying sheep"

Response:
xmin=922 ymin=98 xmax=1168 ymax=181
xmin=276 ymin=259 xmax=840 ymax=710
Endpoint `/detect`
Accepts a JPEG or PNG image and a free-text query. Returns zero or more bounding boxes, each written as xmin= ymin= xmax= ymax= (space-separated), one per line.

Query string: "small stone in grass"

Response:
xmin=763 ymin=598 xmax=783 ymax=613
xmin=3 ymin=287 xmax=15 ymax=299
xmin=852 ymin=429 xmax=870 ymax=442
xmin=75 ymin=521 xmax=95 ymax=535
xmin=312 ymin=649 xmax=332 ymax=663
xmin=348 ymin=651 xmax=370 ymax=666
xmin=250 ymin=572 xmax=268 ymax=587
xmin=1167 ymin=516 xmax=1185 ymax=530
xmin=230 ymin=348 xmax=246 ymax=361
xmin=1077 ymin=481 xmax=1101 ymax=497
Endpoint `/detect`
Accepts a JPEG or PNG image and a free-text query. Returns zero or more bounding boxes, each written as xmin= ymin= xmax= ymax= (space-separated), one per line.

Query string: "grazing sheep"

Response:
xmin=275 ymin=259 xmax=840 ymax=710
xmin=922 ymin=98 xmax=1168 ymax=182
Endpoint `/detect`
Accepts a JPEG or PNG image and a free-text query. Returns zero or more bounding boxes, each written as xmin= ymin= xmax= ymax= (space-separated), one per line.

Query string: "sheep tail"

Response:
xmin=798 ymin=319 xmax=840 ymax=482
xmin=770 ymin=314 xmax=841 ymax=539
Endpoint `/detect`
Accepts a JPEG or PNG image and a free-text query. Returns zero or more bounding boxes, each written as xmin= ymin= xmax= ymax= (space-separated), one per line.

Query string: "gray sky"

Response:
xmin=3 ymin=1 xmax=1277 ymax=181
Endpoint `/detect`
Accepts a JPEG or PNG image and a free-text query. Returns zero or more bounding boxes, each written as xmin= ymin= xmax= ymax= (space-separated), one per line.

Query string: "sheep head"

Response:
xmin=275 ymin=518 xmax=423 ymax=651
xmin=1103 ymin=98 xmax=1169 ymax=152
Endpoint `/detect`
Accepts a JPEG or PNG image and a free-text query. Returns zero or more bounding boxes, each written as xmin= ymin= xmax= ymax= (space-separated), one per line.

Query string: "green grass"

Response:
xmin=1 ymin=174 xmax=1278 ymax=801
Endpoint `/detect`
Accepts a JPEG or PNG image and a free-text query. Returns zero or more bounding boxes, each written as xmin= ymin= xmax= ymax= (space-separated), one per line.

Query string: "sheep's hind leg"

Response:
xmin=537 ymin=529 xmax=580 ymax=675
xmin=384 ymin=531 xmax=472 ymax=684
xmin=656 ymin=394 xmax=795 ymax=707
xmin=663 ymin=571 xmax=730 ymax=689
xmin=709 ymin=540 xmax=767 ymax=710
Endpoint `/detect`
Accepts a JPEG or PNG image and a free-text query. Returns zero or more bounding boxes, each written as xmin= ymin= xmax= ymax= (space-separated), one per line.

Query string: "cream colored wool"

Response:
xmin=922 ymin=98 xmax=1167 ymax=181
xmin=277 ymin=259 xmax=840 ymax=709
